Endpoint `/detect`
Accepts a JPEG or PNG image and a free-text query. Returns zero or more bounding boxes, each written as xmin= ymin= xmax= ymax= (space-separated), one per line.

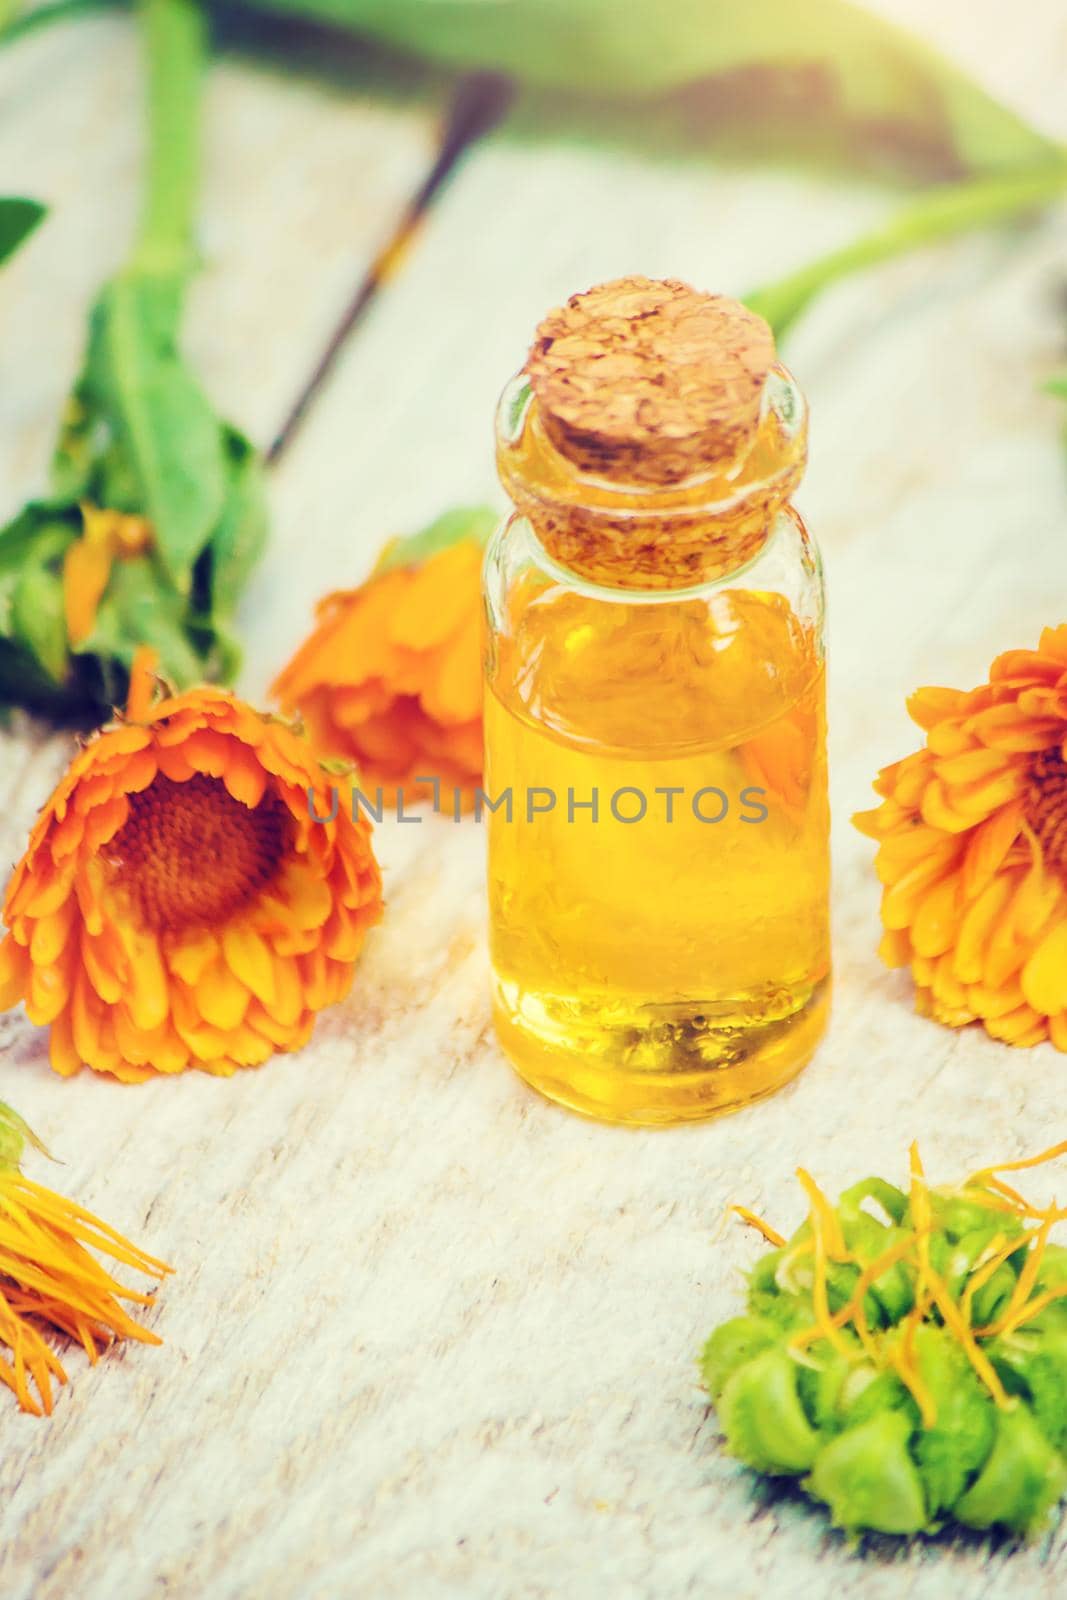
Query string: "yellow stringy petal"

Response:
xmin=994 ymin=1211 xmax=1056 ymax=1332
xmin=730 ymin=1205 xmax=786 ymax=1248
xmin=960 ymin=1232 xmax=1018 ymax=1326
xmin=890 ymin=1307 xmax=937 ymax=1429
xmin=982 ymin=1282 xmax=1067 ymax=1338
xmin=968 ymin=1139 xmax=1067 ymax=1186
xmin=909 ymin=1143 xmax=933 ymax=1316
xmin=980 ymin=1175 xmax=1049 ymax=1217
xmin=842 ymin=1238 xmax=917 ymax=1366
xmin=928 ymin=1270 xmax=1011 ymax=1409
xmin=794 ymin=1169 xmax=853 ymax=1358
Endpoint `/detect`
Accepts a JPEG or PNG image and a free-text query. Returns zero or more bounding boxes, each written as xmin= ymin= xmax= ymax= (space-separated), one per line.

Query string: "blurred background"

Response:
xmin=1 ymin=0 xmax=1065 ymax=712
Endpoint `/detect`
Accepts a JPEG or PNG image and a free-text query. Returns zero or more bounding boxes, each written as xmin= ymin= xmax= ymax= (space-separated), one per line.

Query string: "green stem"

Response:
xmin=747 ymin=160 xmax=1067 ymax=339
xmin=130 ymin=0 xmax=205 ymax=275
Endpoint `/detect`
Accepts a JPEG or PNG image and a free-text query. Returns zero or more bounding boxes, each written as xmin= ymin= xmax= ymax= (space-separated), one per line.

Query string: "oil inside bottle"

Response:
xmin=485 ymin=542 xmax=830 ymax=1125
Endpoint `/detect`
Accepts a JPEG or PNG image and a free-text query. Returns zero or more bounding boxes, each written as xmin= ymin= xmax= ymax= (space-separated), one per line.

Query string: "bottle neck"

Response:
xmin=495 ymin=365 xmax=808 ymax=592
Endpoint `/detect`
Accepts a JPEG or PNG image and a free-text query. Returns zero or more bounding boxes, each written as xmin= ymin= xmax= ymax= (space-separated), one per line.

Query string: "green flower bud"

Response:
xmin=704 ymin=1156 xmax=1067 ymax=1538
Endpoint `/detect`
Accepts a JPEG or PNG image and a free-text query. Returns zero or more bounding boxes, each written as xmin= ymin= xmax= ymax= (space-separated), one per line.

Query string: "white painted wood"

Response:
xmin=0 ymin=13 xmax=439 ymax=480
xmin=2 ymin=4 xmax=1067 ymax=1597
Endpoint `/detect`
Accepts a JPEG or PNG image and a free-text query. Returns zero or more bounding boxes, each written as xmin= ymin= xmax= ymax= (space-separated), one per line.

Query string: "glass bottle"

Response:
xmin=482 ymin=278 xmax=830 ymax=1125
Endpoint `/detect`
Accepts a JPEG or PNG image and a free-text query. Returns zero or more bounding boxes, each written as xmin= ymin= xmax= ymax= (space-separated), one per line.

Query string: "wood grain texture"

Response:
xmin=0 ymin=12 xmax=440 ymax=480
xmin=2 ymin=3 xmax=1067 ymax=1597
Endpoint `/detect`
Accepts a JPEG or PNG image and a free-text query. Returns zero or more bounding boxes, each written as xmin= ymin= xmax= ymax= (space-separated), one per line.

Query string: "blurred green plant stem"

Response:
xmin=132 ymin=0 xmax=201 ymax=274
xmin=748 ymin=159 xmax=1067 ymax=336
xmin=0 ymin=0 xmax=267 ymax=719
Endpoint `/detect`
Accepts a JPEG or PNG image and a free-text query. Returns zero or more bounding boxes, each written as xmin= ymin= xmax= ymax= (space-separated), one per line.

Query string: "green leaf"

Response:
xmin=205 ymin=425 xmax=269 ymax=613
xmin=68 ymin=272 xmax=229 ymax=589
xmin=1047 ymin=372 xmax=1067 ymax=401
xmin=0 ymin=637 xmax=79 ymax=716
xmin=0 ymin=0 xmax=262 ymax=723
xmin=0 ymin=502 xmax=78 ymax=579
xmin=249 ymin=0 xmax=1061 ymax=175
xmin=11 ymin=560 xmax=69 ymax=684
xmin=0 ymin=504 xmax=78 ymax=695
xmin=0 ymin=196 xmax=45 ymax=265
xmin=374 ymin=504 xmax=499 ymax=575
xmin=75 ymin=554 xmax=203 ymax=688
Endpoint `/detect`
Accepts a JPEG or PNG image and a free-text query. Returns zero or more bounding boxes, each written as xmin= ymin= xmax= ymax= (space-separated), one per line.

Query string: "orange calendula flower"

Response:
xmin=0 ymin=648 xmax=383 ymax=1082
xmin=855 ymin=625 xmax=1067 ymax=1051
xmin=272 ymin=508 xmax=497 ymax=805
xmin=0 ymin=1101 xmax=169 ymax=1414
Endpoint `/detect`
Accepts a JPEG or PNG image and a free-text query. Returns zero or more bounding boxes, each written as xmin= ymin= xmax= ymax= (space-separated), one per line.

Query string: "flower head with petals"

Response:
xmin=272 ymin=509 xmax=495 ymax=807
xmin=855 ymin=625 xmax=1067 ymax=1051
xmin=0 ymin=651 xmax=383 ymax=1082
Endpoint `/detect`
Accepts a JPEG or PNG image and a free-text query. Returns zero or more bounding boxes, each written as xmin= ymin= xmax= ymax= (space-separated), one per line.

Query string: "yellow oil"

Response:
xmin=485 ymin=583 xmax=830 ymax=1124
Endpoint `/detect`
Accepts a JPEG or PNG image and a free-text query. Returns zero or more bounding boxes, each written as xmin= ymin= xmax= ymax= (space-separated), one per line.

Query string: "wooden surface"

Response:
xmin=2 ymin=4 xmax=1067 ymax=1596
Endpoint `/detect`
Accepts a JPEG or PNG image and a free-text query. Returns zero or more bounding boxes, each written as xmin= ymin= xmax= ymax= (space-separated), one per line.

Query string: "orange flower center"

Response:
xmin=1029 ymin=748 xmax=1067 ymax=875
xmin=111 ymin=774 xmax=290 ymax=934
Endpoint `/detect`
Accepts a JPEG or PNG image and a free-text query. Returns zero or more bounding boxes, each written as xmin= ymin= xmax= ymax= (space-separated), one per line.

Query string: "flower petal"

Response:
xmin=48 ymin=1010 xmax=82 ymax=1077
xmin=121 ymin=928 xmax=169 ymax=1032
xmin=222 ymin=924 xmax=276 ymax=1006
xmin=1021 ymin=922 xmax=1067 ymax=1017
xmin=196 ymin=961 xmax=249 ymax=1031
xmin=0 ymin=934 xmax=28 ymax=1009
xmin=166 ymin=930 xmax=219 ymax=987
xmin=29 ymin=896 xmax=77 ymax=967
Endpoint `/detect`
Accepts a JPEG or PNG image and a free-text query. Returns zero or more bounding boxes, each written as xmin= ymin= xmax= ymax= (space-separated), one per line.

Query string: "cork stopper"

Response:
xmin=525 ymin=277 xmax=776 ymax=485
xmin=498 ymin=276 xmax=807 ymax=590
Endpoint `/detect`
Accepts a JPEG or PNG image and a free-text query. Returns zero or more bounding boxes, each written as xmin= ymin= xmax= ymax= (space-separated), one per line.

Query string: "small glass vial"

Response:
xmin=483 ymin=278 xmax=830 ymax=1125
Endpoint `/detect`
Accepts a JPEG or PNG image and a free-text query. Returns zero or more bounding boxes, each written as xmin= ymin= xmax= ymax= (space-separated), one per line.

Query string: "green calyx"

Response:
xmin=701 ymin=1151 xmax=1067 ymax=1539
xmin=0 ymin=1102 xmax=50 ymax=1171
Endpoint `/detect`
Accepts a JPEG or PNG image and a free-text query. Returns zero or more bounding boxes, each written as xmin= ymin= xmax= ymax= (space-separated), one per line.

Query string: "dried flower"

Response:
xmin=854 ymin=626 xmax=1067 ymax=1050
xmin=272 ymin=509 xmax=496 ymax=807
xmin=0 ymin=1102 xmax=169 ymax=1414
xmin=0 ymin=649 xmax=382 ymax=1082
xmin=703 ymin=1142 xmax=1067 ymax=1538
